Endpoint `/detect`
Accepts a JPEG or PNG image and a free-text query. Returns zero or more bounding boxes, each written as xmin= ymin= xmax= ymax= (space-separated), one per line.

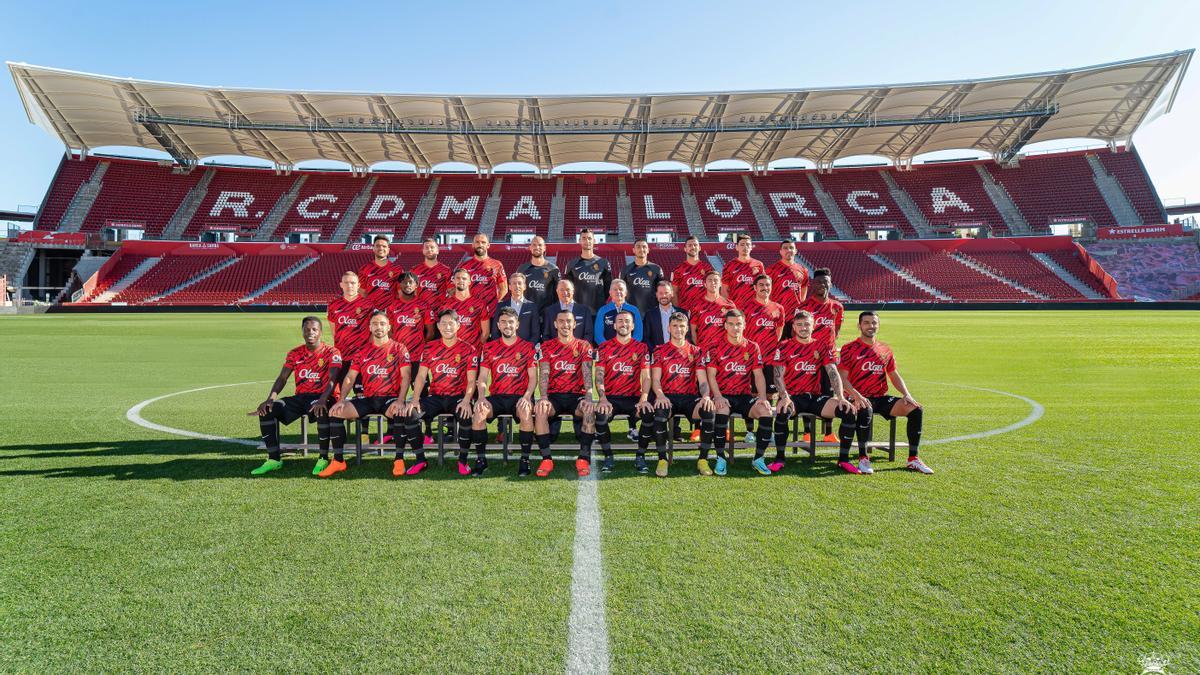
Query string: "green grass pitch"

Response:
xmin=0 ymin=310 xmax=1197 ymax=672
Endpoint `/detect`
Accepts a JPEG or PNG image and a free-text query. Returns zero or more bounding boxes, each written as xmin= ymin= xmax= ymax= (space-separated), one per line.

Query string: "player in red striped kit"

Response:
xmin=326 ymin=271 xmax=371 ymax=361
xmin=593 ymin=311 xmax=654 ymax=474
xmin=439 ymin=268 xmax=491 ymax=347
xmin=670 ymin=235 xmax=712 ymax=314
xmin=357 ymin=235 xmax=401 ymax=309
xmin=741 ymin=274 xmax=786 ymax=395
xmin=322 ymin=310 xmax=412 ymax=478
xmin=650 ymin=312 xmax=715 ymax=477
xmin=410 ymin=237 xmax=452 ymax=325
xmin=468 ymin=307 xmax=538 ymax=477
xmin=721 ymin=233 xmax=765 ymax=311
xmin=770 ymin=310 xmax=872 ymax=475
xmin=250 ymin=316 xmax=342 ymax=476
xmin=458 ymin=233 xmax=507 ymax=312
xmin=796 ymin=267 xmax=844 ymax=443
xmin=533 ymin=311 xmax=597 ymax=477
xmin=838 ymin=311 xmax=933 ymax=475
xmin=766 ymin=238 xmax=809 ymax=321
xmin=702 ymin=309 xmax=775 ymax=476
xmin=400 ymin=309 xmax=478 ymax=477
xmin=689 ymin=270 xmax=736 ymax=347
xmin=386 ymin=272 xmax=429 ymax=366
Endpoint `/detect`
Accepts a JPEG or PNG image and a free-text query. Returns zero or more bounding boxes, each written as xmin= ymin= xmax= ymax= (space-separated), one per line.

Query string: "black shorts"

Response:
xmin=349 ymin=396 xmax=398 ymax=418
xmin=485 ymin=394 xmax=525 ymax=419
xmin=271 ymin=394 xmax=323 ymax=425
xmin=419 ymin=394 xmax=467 ymax=422
xmin=763 ymin=365 xmax=778 ymax=395
xmin=660 ymin=393 xmax=702 ymax=419
xmin=867 ymin=395 xmax=903 ymax=420
xmin=545 ymin=393 xmax=584 ymax=417
xmin=602 ymin=395 xmax=642 ymax=420
xmin=725 ymin=394 xmax=759 ymax=418
xmin=787 ymin=392 xmax=834 ymax=417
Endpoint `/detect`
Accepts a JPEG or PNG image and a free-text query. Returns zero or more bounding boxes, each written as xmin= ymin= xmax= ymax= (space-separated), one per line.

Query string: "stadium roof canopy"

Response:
xmin=8 ymin=50 xmax=1193 ymax=174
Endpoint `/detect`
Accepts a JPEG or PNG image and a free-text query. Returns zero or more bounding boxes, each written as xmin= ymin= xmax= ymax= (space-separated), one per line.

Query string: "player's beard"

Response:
xmin=474 ymin=247 xmax=485 ymax=257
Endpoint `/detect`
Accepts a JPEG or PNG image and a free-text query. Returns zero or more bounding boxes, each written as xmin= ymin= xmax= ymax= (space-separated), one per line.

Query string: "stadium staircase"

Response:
xmin=950 ymin=252 xmax=1047 ymax=299
xmin=252 ymin=175 xmax=307 ymax=241
xmin=548 ymin=177 xmax=566 ymax=242
xmin=160 ymin=168 xmax=215 ymax=240
xmin=145 ymin=256 xmax=240 ymax=303
xmin=56 ymin=161 xmax=108 ymax=232
xmin=403 ymin=177 xmax=440 ymax=242
xmin=477 ymin=178 xmax=503 ymax=240
xmin=807 ymin=174 xmax=856 ymax=240
xmin=239 ymin=256 xmax=319 ymax=302
xmin=678 ymin=176 xmax=709 ymax=241
xmin=1030 ymin=252 xmax=1105 ymax=299
xmin=880 ymin=171 xmax=936 ymax=238
xmin=615 ymin=177 xmax=634 ymax=242
xmin=975 ymin=165 xmax=1031 ymax=234
xmin=1086 ymin=154 xmax=1143 ymax=227
xmin=329 ymin=176 xmax=377 ymax=243
xmin=742 ymin=175 xmax=781 ymax=240
xmin=93 ymin=256 xmax=160 ymax=302
xmin=0 ymin=241 xmax=36 ymax=290
xmin=869 ymin=253 xmax=950 ymax=299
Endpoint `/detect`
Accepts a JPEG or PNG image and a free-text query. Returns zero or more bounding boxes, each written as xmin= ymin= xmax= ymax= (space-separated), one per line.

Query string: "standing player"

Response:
xmin=516 ymin=235 xmax=559 ymax=311
xmin=838 ymin=311 xmax=933 ymax=474
xmin=323 ymin=311 xmax=412 ymax=478
xmin=410 ymin=237 xmax=452 ymax=331
xmin=399 ymin=309 xmax=478 ymax=476
xmin=766 ymin=239 xmax=809 ymax=323
xmin=533 ymin=311 xmax=597 ymax=478
xmin=358 ymin=235 xmax=401 ymax=309
xmin=770 ymin=310 xmax=872 ymax=474
xmin=440 ymin=268 xmax=491 ymax=347
xmin=797 ymin=267 xmax=845 ymax=442
xmin=250 ymin=316 xmax=342 ymax=476
xmin=621 ymin=239 xmax=664 ymax=318
xmin=563 ymin=228 xmax=612 ymax=312
xmin=703 ymin=310 xmax=775 ymax=476
xmin=593 ymin=311 xmax=654 ymax=473
xmin=721 ymin=233 xmax=765 ymax=311
xmin=386 ymin=272 xmax=428 ymax=371
xmin=469 ymin=308 xmax=538 ymax=477
xmin=689 ymin=270 xmax=736 ymax=347
xmin=742 ymin=275 xmax=786 ymax=396
xmin=650 ymin=313 xmax=716 ymax=477
xmin=671 ymin=235 xmax=712 ymax=315
xmin=327 ymin=270 xmax=371 ymax=361
xmin=459 ymin=233 xmax=508 ymax=311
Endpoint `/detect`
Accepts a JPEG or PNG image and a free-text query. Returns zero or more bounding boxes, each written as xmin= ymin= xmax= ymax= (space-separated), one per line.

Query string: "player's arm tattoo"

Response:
xmin=593 ymin=364 xmax=605 ymax=399
xmin=538 ymin=362 xmax=550 ymax=399
xmin=774 ymin=366 xmax=788 ymax=397
xmin=697 ymin=372 xmax=711 ymax=398
xmin=824 ymin=364 xmax=845 ymax=398
xmin=582 ymin=360 xmax=595 ymax=399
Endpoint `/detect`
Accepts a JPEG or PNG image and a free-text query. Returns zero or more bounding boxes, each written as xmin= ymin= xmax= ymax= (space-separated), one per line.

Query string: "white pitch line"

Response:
xmin=915 ymin=381 xmax=1044 ymax=446
xmin=125 ymin=381 xmax=269 ymax=446
xmin=566 ymin=458 xmax=610 ymax=675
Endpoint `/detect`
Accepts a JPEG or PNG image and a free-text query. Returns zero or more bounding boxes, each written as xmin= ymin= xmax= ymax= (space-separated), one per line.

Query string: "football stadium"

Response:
xmin=2 ymin=5 xmax=1198 ymax=672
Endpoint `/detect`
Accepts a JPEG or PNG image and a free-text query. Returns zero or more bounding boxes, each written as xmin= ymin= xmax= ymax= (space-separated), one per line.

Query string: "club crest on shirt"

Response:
xmin=592 ymin=263 xmax=599 ymax=271
xmin=386 ymin=353 xmax=395 ymax=363
xmin=317 ymin=358 xmax=325 ymax=367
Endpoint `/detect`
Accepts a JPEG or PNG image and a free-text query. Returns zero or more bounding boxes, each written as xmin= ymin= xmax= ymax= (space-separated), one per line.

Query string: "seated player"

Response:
xmin=593 ymin=311 xmax=654 ymax=474
xmin=650 ymin=312 xmax=716 ymax=477
xmin=770 ymin=310 xmax=873 ymax=475
xmin=533 ymin=311 xmax=597 ymax=477
xmin=702 ymin=309 xmax=775 ymax=476
xmin=323 ymin=310 xmax=412 ymax=478
xmin=469 ymin=308 xmax=538 ymax=477
xmin=250 ymin=316 xmax=342 ymax=476
xmin=397 ymin=309 xmax=478 ymax=476
xmin=838 ymin=311 xmax=933 ymax=474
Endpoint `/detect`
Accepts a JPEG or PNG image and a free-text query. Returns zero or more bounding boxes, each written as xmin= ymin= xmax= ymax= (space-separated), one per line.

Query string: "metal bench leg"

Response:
xmin=299 ymin=417 xmax=309 ymax=457
xmin=502 ymin=415 xmax=511 ymax=465
xmin=437 ymin=415 xmax=446 ymax=467
xmin=888 ymin=418 xmax=897 ymax=462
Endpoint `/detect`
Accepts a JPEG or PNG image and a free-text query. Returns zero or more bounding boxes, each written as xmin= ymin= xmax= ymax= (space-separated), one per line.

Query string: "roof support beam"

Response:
xmin=121 ymin=83 xmax=199 ymax=169
xmin=449 ymin=97 xmax=492 ymax=172
xmin=369 ymin=96 xmax=431 ymax=172
xmin=743 ymin=92 xmax=810 ymax=169
xmin=291 ymin=94 xmax=371 ymax=173
xmin=210 ymin=91 xmax=293 ymax=169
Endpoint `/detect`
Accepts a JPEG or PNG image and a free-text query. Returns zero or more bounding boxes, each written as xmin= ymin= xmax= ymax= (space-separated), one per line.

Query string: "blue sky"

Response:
xmin=2 ymin=0 xmax=1197 ymax=215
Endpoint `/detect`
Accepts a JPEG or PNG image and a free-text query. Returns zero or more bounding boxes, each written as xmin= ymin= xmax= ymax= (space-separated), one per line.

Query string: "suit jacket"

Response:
xmin=643 ymin=304 xmax=688 ymax=353
xmin=541 ymin=301 xmax=595 ymax=343
xmin=492 ymin=298 xmax=541 ymax=344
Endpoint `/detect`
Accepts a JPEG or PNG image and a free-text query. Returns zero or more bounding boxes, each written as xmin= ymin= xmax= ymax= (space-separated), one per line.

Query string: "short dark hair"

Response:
xmin=437 ymin=309 xmax=461 ymax=323
xmin=814 ymin=267 xmax=831 ymax=278
xmin=579 ymin=228 xmax=592 ymax=235
xmin=399 ymin=272 xmax=417 ymax=284
xmin=656 ymin=280 xmax=674 ymax=290
xmin=370 ymin=309 xmax=389 ymax=319
xmin=634 ymin=238 xmax=648 ymax=246
xmin=723 ymin=309 xmax=744 ymax=321
xmin=704 ymin=270 xmax=721 ymax=280
xmin=780 ymin=238 xmax=796 ymax=247
xmin=685 ymin=235 xmax=699 ymax=244
xmin=496 ymin=307 xmax=519 ymax=320
xmin=736 ymin=233 xmax=752 ymax=243
xmin=793 ymin=309 xmax=813 ymax=322
xmin=753 ymin=274 xmax=771 ymax=285
xmin=301 ymin=316 xmax=322 ymax=329
xmin=422 ymin=237 xmax=437 ymax=245
xmin=858 ymin=311 xmax=878 ymax=323
xmin=614 ymin=309 xmax=635 ymax=322
xmin=452 ymin=267 xmax=470 ymax=278
xmin=373 ymin=235 xmax=390 ymax=244
xmin=669 ymin=312 xmax=689 ymax=323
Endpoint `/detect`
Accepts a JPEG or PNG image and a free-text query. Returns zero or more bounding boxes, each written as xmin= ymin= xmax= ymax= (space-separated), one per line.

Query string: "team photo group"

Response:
xmin=252 ymin=230 xmax=933 ymax=479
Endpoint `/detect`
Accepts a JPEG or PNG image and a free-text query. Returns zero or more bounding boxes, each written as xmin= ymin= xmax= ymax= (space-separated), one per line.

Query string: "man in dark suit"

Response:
xmin=541 ymin=278 xmax=595 ymax=343
xmin=491 ymin=272 xmax=541 ymax=344
xmin=643 ymin=280 xmax=688 ymax=354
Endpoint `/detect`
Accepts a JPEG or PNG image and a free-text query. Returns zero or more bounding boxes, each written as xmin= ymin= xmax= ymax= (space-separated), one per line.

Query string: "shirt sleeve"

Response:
xmin=630 ymin=306 xmax=644 ymax=342
xmin=886 ymin=351 xmax=897 ymax=373
xmin=594 ymin=304 xmax=610 ymax=345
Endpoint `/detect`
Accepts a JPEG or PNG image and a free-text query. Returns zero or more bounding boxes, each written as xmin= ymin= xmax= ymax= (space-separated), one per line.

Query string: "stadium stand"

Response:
xmin=750 ymin=171 xmax=835 ymax=239
xmin=959 ymin=249 xmax=1085 ymax=299
xmin=80 ymin=252 xmax=150 ymax=302
xmin=1094 ymin=150 xmax=1169 ymax=225
xmin=689 ymin=174 xmax=762 ymax=239
xmin=985 ymin=152 xmax=1113 ymax=232
xmin=349 ymin=173 xmax=434 ymax=242
xmin=273 ymin=172 xmax=367 ymax=240
xmin=422 ymin=176 xmax=492 ymax=240
xmin=156 ymin=254 xmax=310 ymax=305
xmin=802 ymin=249 xmax=936 ymax=302
xmin=1042 ymin=247 xmax=1112 ymax=297
xmin=562 ymin=175 xmax=620 ymax=236
xmin=813 ymin=168 xmax=916 ymax=238
xmin=79 ymin=159 xmax=204 ymax=237
xmin=111 ymin=254 xmax=229 ymax=304
xmin=1084 ymin=239 xmax=1200 ymax=300
xmin=887 ymin=163 xmax=1009 ymax=236
xmin=886 ymin=250 xmax=1037 ymax=301
xmin=494 ymin=176 xmax=555 ymax=240
xmin=626 ymin=175 xmax=689 ymax=239
xmin=254 ymin=249 xmax=372 ymax=305
xmin=34 ymin=156 xmax=101 ymax=230
xmin=184 ymin=168 xmax=297 ymax=239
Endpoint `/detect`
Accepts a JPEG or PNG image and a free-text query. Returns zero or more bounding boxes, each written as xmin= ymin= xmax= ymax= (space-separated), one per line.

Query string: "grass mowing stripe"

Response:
xmin=567 ymin=457 xmax=610 ymax=675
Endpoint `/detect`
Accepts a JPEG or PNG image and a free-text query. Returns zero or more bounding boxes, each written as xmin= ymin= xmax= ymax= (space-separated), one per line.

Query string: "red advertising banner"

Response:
xmin=1096 ymin=224 xmax=1185 ymax=239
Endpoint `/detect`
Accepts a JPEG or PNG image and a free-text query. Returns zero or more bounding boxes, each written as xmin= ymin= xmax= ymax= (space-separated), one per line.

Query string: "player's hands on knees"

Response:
xmin=713 ymin=394 xmax=729 ymax=411
xmin=596 ymin=398 xmax=613 ymax=416
xmin=753 ymin=398 xmax=774 ymax=416
xmin=578 ymin=399 xmax=594 ymax=416
xmin=903 ymin=395 xmax=922 ymax=408
xmin=472 ymin=399 xmax=489 ymax=416
xmin=776 ymin=397 xmax=795 ymax=415
xmin=635 ymin=399 xmax=654 ymax=415
xmin=699 ymin=395 xmax=715 ymax=412
xmin=385 ymin=400 xmax=405 ymax=417
xmin=653 ymin=396 xmax=672 ymax=410
xmin=252 ymin=399 xmax=273 ymax=416
xmin=454 ymin=400 xmax=471 ymax=417
xmin=832 ymin=395 xmax=851 ymax=413
xmin=517 ymin=396 xmax=533 ymax=414
xmin=534 ymin=398 xmax=552 ymax=417
xmin=309 ymin=398 xmax=329 ymax=416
